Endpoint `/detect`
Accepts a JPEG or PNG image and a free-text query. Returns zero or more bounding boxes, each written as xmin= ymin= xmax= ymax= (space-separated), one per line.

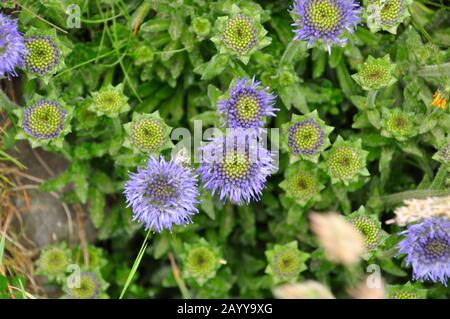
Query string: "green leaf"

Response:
xmin=207 ymin=85 xmax=222 ymax=108
xmin=219 ymin=205 xmax=235 ymax=240
xmin=200 ymin=191 xmax=216 ymax=220
xmin=0 ymin=233 xmax=5 ymax=268
xmin=153 ymin=235 xmax=170 ymax=259
xmin=379 ymin=257 xmax=408 ymax=277
xmin=40 ymin=171 xmax=72 ymax=192
xmin=89 ymin=188 xmax=105 ymax=228
xmin=194 ymin=54 xmax=229 ymax=80
xmin=380 ymin=147 xmax=394 ymax=186
xmin=312 ymin=48 xmax=327 ymax=79
xmin=329 ymin=47 xmax=343 ymax=68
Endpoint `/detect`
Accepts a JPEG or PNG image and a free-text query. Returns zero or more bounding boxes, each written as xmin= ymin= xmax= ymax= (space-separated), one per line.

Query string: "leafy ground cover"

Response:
xmin=0 ymin=0 xmax=449 ymax=299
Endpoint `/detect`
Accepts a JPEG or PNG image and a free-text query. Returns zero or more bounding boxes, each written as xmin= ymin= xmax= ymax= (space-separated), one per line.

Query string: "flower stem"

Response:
xmin=119 ymin=229 xmax=152 ymax=299
xmin=430 ymin=164 xmax=449 ymax=190
xmin=168 ymin=252 xmax=191 ymax=299
xmin=367 ymin=90 xmax=378 ymax=109
xmin=379 ymin=188 xmax=450 ymax=207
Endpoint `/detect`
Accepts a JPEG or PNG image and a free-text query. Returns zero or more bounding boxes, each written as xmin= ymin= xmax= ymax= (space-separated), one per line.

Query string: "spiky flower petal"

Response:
xmin=124 ymin=156 xmax=200 ymax=232
xmin=23 ymin=100 xmax=67 ymax=140
xmin=0 ymin=13 xmax=26 ymax=78
xmin=282 ymin=111 xmax=334 ymax=163
xmin=325 ymin=137 xmax=369 ymax=185
xmin=198 ymin=131 xmax=275 ymax=204
xmin=24 ymin=36 xmax=60 ymax=76
xmin=265 ymin=241 xmax=309 ymax=284
xmin=89 ymin=84 xmax=130 ymax=118
xmin=182 ymin=238 xmax=223 ymax=286
xmin=396 ymin=217 xmax=450 ymax=285
xmin=218 ymin=77 xmax=278 ymax=128
xmin=352 ymin=55 xmax=397 ymax=91
xmin=291 ymin=0 xmax=361 ymax=53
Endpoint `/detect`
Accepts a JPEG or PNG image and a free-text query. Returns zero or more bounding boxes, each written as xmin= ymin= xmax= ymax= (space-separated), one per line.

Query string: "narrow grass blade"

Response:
xmin=0 ymin=233 xmax=5 ymax=268
xmin=119 ymin=229 xmax=152 ymax=299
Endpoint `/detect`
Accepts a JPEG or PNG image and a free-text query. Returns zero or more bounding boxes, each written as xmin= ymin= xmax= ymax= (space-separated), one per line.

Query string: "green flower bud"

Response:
xmin=223 ymin=15 xmax=257 ymax=54
xmin=191 ymin=17 xmax=211 ymax=38
xmin=67 ymin=272 xmax=101 ymax=299
xmin=387 ymin=282 xmax=427 ymax=299
xmin=325 ymin=136 xmax=369 ymax=185
xmin=381 ymin=108 xmax=416 ymax=141
xmin=281 ymin=110 xmax=334 ymax=163
xmin=23 ymin=27 xmax=71 ymax=83
xmin=265 ymin=241 xmax=309 ymax=284
xmin=277 ymin=67 xmax=297 ymax=87
xmin=89 ymin=83 xmax=130 ymax=118
xmin=25 ymin=36 xmax=60 ymax=76
xmin=347 ymin=207 xmax=383 ymax=251
xmin=14 ymin=96 xmax=73 ymax=149
xmin=352 ymin=55 xmax=397 ymax=91
xmin=366 ymin=0 xmax=412 ymax=34
xmin=280 ymin=161 xmax=324 ymax=207
xmin=211 ymin=4 xmax=271 ymax=64
xmin=181 ymin=238 xmax=223 ymax=286
xmin=123 ymin=111 xmax=173 ymax=154
xmin=36 ymin=243 xmax=71 ymax=281
xmin=133 ymin=46 xmax=154 ymax=66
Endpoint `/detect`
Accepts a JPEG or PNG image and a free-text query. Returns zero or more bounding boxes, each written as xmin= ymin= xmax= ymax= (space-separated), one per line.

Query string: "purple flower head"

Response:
xmin=396 ymin=217 xmax=450 ymax=285
xmin=124 ymin=156 xmax=200 ymax=233
xmin=23 ymin=100 xmax=67 ymax=140
xmin=288 ymin=119 xmax=325 ymax=156
xmin=0 ymin=13 xmax=26 ymax=78
xmin=218 ymin=77 xmax=278 ymax=129
xmin=199 ymin=130 xmax=276 ymax=204
xmin=291 ymin=0 xmax=361 ymax=53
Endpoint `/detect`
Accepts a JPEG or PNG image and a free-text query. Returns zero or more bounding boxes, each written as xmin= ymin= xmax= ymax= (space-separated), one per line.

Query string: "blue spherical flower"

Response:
xmin=124 ymin=156 xmax=200 ymax=232
xmin=23 ymin=100 xmax=67 ymax=140
xmin=199 ymin=132 xmax=276 ymax=204
xmin=396 ymin=217 xmax=450 ymax=285
xmin=291 ymin=0 xmax=361 ymax=53
xmin=0 ymin=13 xmax=26 ymax=78
xmin=218 ymin=77 xmax=278 ymax=129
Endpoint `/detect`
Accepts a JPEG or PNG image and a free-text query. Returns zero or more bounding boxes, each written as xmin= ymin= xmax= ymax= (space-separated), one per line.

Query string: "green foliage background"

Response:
xmin=1 ymin=0 xmax=449 ymax=298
